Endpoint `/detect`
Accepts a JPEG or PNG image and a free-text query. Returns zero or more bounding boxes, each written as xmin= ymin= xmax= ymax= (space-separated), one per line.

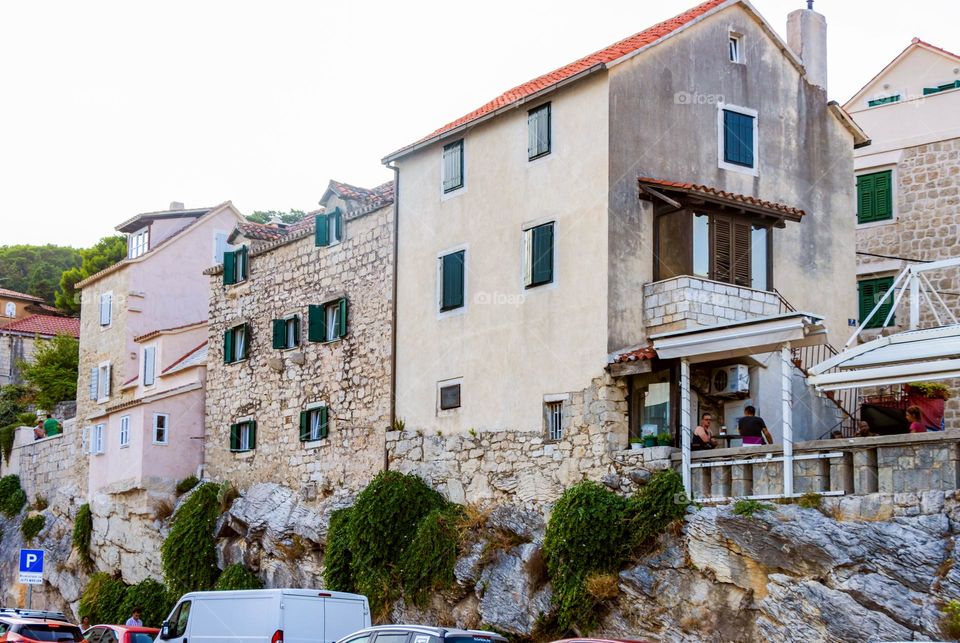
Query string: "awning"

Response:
xmin=808 ymin=324 xmax=960 ymax=391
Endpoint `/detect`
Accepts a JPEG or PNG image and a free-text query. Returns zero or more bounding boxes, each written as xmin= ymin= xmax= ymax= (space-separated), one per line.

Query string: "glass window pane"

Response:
xmin=693 ymin=214 xmax=709 ymax=277
xmin=751 ymin=226 xmax=768 ymax=290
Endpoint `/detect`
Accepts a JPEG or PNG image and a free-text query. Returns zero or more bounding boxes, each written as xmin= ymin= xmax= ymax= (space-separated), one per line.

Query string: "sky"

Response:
xmin=1 ymin=0 xmax=958 ymax=247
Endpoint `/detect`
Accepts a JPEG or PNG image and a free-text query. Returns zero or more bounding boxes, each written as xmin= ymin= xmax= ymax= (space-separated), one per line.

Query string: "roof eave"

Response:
xmin=828 ymin=102 xmax=871 ymax=148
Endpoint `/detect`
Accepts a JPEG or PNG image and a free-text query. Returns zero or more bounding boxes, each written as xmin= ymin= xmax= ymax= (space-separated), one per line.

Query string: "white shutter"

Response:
xmin=89 ymin=367 xmax=99 ymax=400
xmin=143 ymin=347 xmax=156 ymax=386
xmin=214 ymin=232 xmax=228 ymax=264
xmin=103 ymin=364 xmax=111 ymax=398
xmin=99 ymin=293 xmax=112 ymax=326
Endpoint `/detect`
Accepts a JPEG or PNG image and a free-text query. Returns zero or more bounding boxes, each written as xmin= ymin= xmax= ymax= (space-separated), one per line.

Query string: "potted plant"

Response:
xmin=657 ymin=432 xmax=672 ymax=447
xmin=629 ymin=437 xmax=642 ymax=451
xmin=905 ymin=381 xmax=950 ymax=431
xmin=642 ymin=434 xmax=657 ymax=448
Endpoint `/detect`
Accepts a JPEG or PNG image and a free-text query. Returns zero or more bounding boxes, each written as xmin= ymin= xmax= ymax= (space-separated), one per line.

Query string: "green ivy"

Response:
xmin=79 ymin=573 xmax=128 ymax=624
xmin=323 ymin=507 xmax=354 ymax=591
xmin=399 ymin=507 xmax=461 ymax=606
xmin=0 ymin=425 xmax=16 ymax=464
xmin=73 ymin=503 xmax=94 ymax=570
xmin=215 ymin=564 xmax=263 ymax=590
xmin=118 ymin=578 xmax=175 ymax=627
xmin=21 ymin=514 xmax=45 ymax=542
xmin=626 ymin=469 xmax=690 ymax=548
xmin=161 ymin=482 xmax=222 ymax=595
xmin=0 ymin=475 xmax=26 ymax=517
xmin=175 ymin=475 xmax=199 ymax=495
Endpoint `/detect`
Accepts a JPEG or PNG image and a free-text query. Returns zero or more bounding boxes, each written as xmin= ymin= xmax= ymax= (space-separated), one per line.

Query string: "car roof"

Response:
xmin=0 ymin=616 xmax=72 ymax=625
xmin=92 ymin=624 xmax=160 ymax=632
xmin=348 ymin=625 xmax=507 ymax=639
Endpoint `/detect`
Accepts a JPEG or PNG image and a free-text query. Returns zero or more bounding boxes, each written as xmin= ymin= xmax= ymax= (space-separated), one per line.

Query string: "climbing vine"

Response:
xmin=20 ymin=514 xmax=45 ymax=542
xmin=80 ymin=575 xmax=173 ymax=627
xmin=214 ymin=563 xmax=263 ymax=590
xmin=79 ymin=573 xmax=129 ymax=624
xmin=0 ymin=474 xmax=26 ymax=516
xmin=73 ymin=503 xmax=94 ymax=570
xmin=160 ymin=482 xmax=222 ymax=595
xmin=399 ymin=506 xmax=462 ymax=605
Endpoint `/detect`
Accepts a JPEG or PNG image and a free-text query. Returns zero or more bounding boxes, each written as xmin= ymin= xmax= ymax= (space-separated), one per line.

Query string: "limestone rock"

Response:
xmin=487 ymin=505 xmax=545 ymax=543
xmin=476 ymin=543 xmax=552 ymax=635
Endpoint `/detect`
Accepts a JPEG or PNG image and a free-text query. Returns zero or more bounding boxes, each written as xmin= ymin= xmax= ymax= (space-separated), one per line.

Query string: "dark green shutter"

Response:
xmin=240 ymin=324 xmax=250 ymax=360
xmin=249 ymin=421 xmax=257 ymax=449
xmin=308 ymin=305 xmax=325 ymax=342
xmin=292 ymin=315 xmax=300 ymax=346
xmin=874 ymin=171 xmax=892 ymax=219
xmin=857 ymin=171 xmax=892 ymax=223
xmin=272 ymin=319 xmax=286 ymax=349
xmin=859 ymin=277 xmax=895 ymax=328
xmin=315 ymin=214 xmax=329 ymax=246
xmin=723 ymin=110 xmax=754 ymax=167
xmin=530 ymin=224 xmax=554 ymax=286
xmin=299 ymin=411 xmax=309 ymax=441
xmin=236 ymin=246 xmax=248 ymax=281
xmin=224 ymin=329 xmax=234 ymax=364
xmin=857 ymin=174 xmax=875 ymax=222
xmin=229 ymin=423 xmax=239 ymax=450
xmin=319 ymin=406 xmax=329 ymax=439
xmin=223 ymin=250 xmax=236 ymax=285
xmin=337 ymin=298 xmax=348 ymax=338
xmin=441 ymin=251 xmax=465 ymax=311
xmin=332 ymin=208 xmax=342 ymax=241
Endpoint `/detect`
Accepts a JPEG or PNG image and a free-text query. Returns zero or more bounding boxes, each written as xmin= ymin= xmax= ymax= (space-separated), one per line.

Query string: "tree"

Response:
xmin=55 ymin=236 xmax=127 ymax=314
xmin=17 ymin=334 xmax=79 ymax=410
xmin=246 ymin=210 xmax=307 ymax=225
xmin=0 ymin=245 xmax=80 ymax=303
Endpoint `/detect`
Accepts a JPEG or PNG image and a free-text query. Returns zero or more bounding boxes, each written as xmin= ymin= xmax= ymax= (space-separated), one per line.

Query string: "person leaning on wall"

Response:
xmin=737 ymin=405 xmax=774 ymax=446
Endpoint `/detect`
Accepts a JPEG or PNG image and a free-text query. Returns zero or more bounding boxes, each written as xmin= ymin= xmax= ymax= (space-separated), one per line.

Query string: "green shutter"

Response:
xmin=319 ymin=406 xmax=329 ymax=439
xmin=857 ymin=171 xmax=892 ymax=223
xmin=249 ymin=421 xmax=257 ymax=449
xmin=857 ymin=174 xmax=875 ymax=222
xmin=272 ymin=319 xmax=286 ymax=349
xmin=859 ymin=277 xmax=895 ymax=328
xmin=224 ymin=329 xmax=234 ymax=364
xmin=441 ymin=251 xmax=465 ymax=311
xmin=299 ymin=411 xmax=310 ymax=441
xmin=315 ymin=214 xmax=329 ymax=246
xmin=337 ymin=298 xmax=348 ymax=338
xmin=874 ymin=171 xmax=892 ymax=219
xmin=333 ymin=208 xmax=342 ymax=242
xmin=240 ymin=324 xmax=250 ymax=360
xmin=308 ymin=304 xmax=325 ymax=342
xmin=223 ymin=250 xmax=236 ymax=285
xmin=530 ymin=223 xmax=554 ymax=286
xmin=229 ymin=423 xmax=239 ymax=451
xmin=236 ymin=246 xmax=248 ymax=281
xmin=292 ymin=315 xmax=300 ymax=346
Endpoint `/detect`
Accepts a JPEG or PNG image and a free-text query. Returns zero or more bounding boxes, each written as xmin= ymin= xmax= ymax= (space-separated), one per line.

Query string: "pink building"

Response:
xmin=76 ymin=202 xmax=244 ymax=498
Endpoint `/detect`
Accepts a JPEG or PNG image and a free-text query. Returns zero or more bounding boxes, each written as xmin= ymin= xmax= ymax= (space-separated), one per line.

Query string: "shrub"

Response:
xmin=73 ymin=503 xmax=94 ymax=570
xmin=161 ymin=482 xmax=221 ymax=595
xmin=117 ymin=578 xmax=174 ymax=627
xmin=399 ymin=507 xmax=461 ymax=605
xmin=797 ymin=492 xmax=822 ymax=509
xmin=21 ymin=514 xmax=45 ymax=542
xmin=17 ymin=334 xmax=79 ymax=410
xmin=626 ymin=469 xmax=689 ymax=549
xmin=0 ymin=425 xmax=16 ymax=464
xmin=79 ymin=573 xmax=128 ymax=624
xmin=215 ymin=564 xmax=263 ymax=591
xmin=217 ymin=481 xmax=239 ymax=513
xmin=943 ymin=599 xmax=960 ymax=639
xmin=33 ymin=496 xmax=48 ymax=511
xmin=584 ymin=572 xmax=620 ymax=602
xmin=324 ymin=507 xmax=355 ymax=592
xmin=0 ymin=475 xmax=27 ymax=517
xmin=733 ymin=499 xmax=775 ymax=517
xmin=176 ymin=475 xmax=199 ymax=496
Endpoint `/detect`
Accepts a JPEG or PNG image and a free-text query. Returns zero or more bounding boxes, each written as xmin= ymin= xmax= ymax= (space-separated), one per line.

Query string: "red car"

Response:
xmin=0 ymin=616 xmax=84 ymax=642
xmin=82 ymin=625 xmax=159 ymax=643
xmin=551 ymin=639 xmax=650 ymax=643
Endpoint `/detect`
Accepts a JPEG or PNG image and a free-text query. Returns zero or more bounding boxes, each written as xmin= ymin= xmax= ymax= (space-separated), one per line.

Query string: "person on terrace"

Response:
xmin=692 ymin=412 xmax=718 ymax=450
xmin=738 ymin=405 xmax=773 ymax=446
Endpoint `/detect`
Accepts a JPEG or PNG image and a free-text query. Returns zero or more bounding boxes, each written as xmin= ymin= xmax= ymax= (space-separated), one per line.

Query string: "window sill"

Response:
xmin=152 ymin=441 xmax=169 ymax=446
xmin=231 ymin=449 xmax=256 ymax=459
xmin=226 ymin=358 xmax=250 ymax=365
xmin=525 ymin=279 xmax=554 ymax=290
xmin=528 ymin=151 xmax=552 ymax=163
xmin=718 ymin=160 xmax=758 ymax=176
xmin=120 ymin=444 xmax=130 ymax=449
xmin=856 ymin=218 xmax=896 ymax=229
xmin=302 ymin=438 xmax=329 ymax=450
xmin=441 ymin=185 xmax=467 ymax=202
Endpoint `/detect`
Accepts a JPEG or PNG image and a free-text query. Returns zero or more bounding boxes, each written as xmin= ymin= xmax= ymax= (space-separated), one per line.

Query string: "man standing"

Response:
xmin=42 ymin=413 xmax=60 ymax=437
xmin=737 ymin=405 xmax=773 ymax=446
xmin=125 ymin=607 xmax=143 ymax=627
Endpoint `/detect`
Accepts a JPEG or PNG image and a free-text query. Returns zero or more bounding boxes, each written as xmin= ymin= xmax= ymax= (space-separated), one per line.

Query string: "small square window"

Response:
xmin=230 ymin=420 xmax=256 ymax=452
xmin=272 ymin=315 xmax=301 ymax=350
xmin=718 ymin=105 xmax=757 ymax=174
xmin=223 ymin=246 xmax=249 ymax=285
xmin=439 ymin=383 xmax=461 ymax=411
xmin=315 ymin=208 xmax=343 ymax=247
xmin=308 ymin=299 xmax=348 ymax=342
xmin=153 ymin=413 xmax=169 ymax=445
xmin=856 ymin=170 xmax=893 ymax=224
xmin=858 ymin=276 xmax=896 ymax=328
xmin=545 ymin=400 xmax=563 ymax=441
xmin=300 ymin=406 xmax=329 ymax=442
xmin=442 ymin=140 xmax=464 ymax=193
xmin=224 ymin=324 xmax=249 ymax=363
xmin=728 ymin=34 xmax=742 ymax=63
xmin=90 ymin=424 xmax=106 ymax=455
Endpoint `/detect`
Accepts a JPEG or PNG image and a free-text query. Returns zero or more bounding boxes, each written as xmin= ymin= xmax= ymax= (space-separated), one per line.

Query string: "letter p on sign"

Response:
xmin=19 ymin=549 xmax=44 ymax=585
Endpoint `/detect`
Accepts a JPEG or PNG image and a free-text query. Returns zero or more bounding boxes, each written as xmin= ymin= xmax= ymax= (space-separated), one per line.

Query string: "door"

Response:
xmin=164 ymin=600 xmax=192 ymax=643
xmin=324 ymin=597 xmax=370 ymax=643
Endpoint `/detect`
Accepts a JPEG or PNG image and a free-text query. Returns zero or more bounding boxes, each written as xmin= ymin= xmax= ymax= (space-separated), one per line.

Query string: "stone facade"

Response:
xmin=5 ymin=421 xmax=83 ymax=508
xmin=204 ymin=202 xmax=394 ymax=494
xmin=643 ymin=276 xmax=783 ymax=334
xmin=0 ymin=334 xmax=32 ymax=386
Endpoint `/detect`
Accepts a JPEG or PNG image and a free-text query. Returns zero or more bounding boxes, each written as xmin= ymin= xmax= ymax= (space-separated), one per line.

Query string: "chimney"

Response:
xmin=169 ymin=201 xmax=185 ymax=211
xmin=787 ymin=1 xmax=827 ymax=92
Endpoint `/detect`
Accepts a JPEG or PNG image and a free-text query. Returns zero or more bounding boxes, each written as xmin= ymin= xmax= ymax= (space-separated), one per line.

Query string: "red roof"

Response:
xmin=613 ymin=346 xmax=658 ymax=363
xmin=0 ymin=288 xmax=44 ymax=303
xmin=385 ymin=0 xmax=729 ymax=159
xmin=0 ymin=314 xmax=80 ymax=338
xmin=912 ymin=37 xmax=960 ymax=62
xmin=637 ymin=177 xmax=806 ymax=219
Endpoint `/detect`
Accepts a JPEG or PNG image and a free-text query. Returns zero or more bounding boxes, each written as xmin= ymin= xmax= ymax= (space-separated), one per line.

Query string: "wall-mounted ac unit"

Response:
xmin=711 ymin=365 xmax=750 ymax=396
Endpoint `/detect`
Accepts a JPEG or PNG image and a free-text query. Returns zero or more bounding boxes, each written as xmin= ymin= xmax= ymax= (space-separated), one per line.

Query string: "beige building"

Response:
xmin=203 ymin=181 xmax=393 ymax=493
xmin=384 ymin=0 xmax=866 ymax=456
xmin=0 ymin=288 xmax=52 ymax=327
xmin=0 ymin=314 xmax=80 ymax=387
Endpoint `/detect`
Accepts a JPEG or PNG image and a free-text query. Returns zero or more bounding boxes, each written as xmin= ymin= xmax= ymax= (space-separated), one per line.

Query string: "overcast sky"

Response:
xmin=1 ymin=0 xmax=957 ymax=247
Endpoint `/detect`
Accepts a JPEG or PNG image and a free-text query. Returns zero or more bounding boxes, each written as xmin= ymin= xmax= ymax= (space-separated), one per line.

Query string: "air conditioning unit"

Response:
xmin=711 ymin=365 xmax=750 ymax=396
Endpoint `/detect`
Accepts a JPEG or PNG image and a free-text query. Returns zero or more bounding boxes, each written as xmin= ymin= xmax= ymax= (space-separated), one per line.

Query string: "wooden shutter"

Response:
xmin=299 ymin=411 xmax=310 ymax=441
xmin=292 ymin=316 xmax=300 ymax=346
xmin=229 ymin=423 xmax=239 ymax=451
xmin=711 ymin=217 xmax=733 ymax=283
xmin=723 ymin=110 xmax=754 ymax=167
xmin=337 ymin=299 xmax=348 ymax=338
xmin=223 ymin=250 xmax=236 ymax=284
xmin=102 ymin=364 xmax=111 ymax=398
xmin=332 ymin=208 xmax=343 ymax=242
xmin=315 ymin=214 xmax=329 ymax=246
xmin=89 ymin=367 xmax=99 ymax=400
xmin=530 ymin=223 xmax=554 ymax=286
xmin=240 ymin=324 xmax=250 ymax=360
xmin=528 ymin=105 xmax=550 ymax=159
xmin=223 ymin=328 xmax=234 ymax=364
xmin=99 ymin=293 xmax=111 ymax=326
xmin=308 ymin=305 xmax=325 ymax=342
xmin=237 ymin=247 xmax=248 ymax=281
xmin=319 ymin=406 xmax=329 ymax=439
xmin=732 ymin=222 xmax=752 ymax=286
xmin=272 ymin=319 xmax=286 ymax=349
xmin=443 ymin=141 xmax=463 ymax=192
xmin=874 ymin=171 xmax=892 ymax=219
xmin=857 ymin=174 xmax=875 ymax=223
xmin=143 ymin=347 xmax=156 ymax=386
xmin=859 ymin=277 xmax=895 ymax=328
xmin=249 ymin=421 xmax=257 ymax=449
xmin=441 ymin=251 xmax=465 ymax=310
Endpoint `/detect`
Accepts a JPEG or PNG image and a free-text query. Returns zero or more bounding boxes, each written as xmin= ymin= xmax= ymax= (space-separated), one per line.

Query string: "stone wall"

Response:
xmin=204 ymin=203 xmax=393 ymax=493
xmin=643 ymin=276 xmax=782 ymax=334
xmin=0 ymin=334 xmax=34 ymax=386
xmin=6 ymin=420 xmax=84 ymax=509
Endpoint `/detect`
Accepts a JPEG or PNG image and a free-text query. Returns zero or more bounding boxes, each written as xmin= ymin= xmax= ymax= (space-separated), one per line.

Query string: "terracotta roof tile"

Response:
xmin=0 ymin=314 xmax=80 ymax=338
xmin=613 ymin=346 xmax=658 ymax=363
xmin=385 ymin=0 xmax=729 ymax=159
xmin=328 ymin=179 xmax=396 ymax=208
xmin=236 ymin=222 xmax=288 ymax=241
xmin=637 ymin=177 xmax=806 ymax=219
xmin=0 ymin=288 xmax=44 ymax=303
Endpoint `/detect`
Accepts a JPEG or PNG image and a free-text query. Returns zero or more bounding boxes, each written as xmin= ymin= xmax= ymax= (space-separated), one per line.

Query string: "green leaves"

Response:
xmin=0 ymin=475 xmax=26 ymax=517
xmin=0 ymin=244 xmax=81 ymax=305
xmin=73 ymin=503 xmax=94 ymax=571
xmin=54 ymin=235 xmax=126 ymax=314
xmin=214 ymin=564 xmax=263 ymax=590
xmin=21 ymin=514 xmax=45 ymax=542
xmin=17 ymin=334 xmax=78 ymax=411
xmin=160 ymin=483 xmax=221 ymax=595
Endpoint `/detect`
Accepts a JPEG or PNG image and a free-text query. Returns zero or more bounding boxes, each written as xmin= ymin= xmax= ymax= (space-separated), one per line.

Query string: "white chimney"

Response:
xmin=787 ymin=1 xmax=827 ymax=92
xmin=169 ymin=201 xmax=185 ymax=211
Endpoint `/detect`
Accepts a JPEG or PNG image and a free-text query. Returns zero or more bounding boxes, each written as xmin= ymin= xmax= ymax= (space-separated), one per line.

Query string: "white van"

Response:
xmin=158 ymin=588 xmax=371 ymax=643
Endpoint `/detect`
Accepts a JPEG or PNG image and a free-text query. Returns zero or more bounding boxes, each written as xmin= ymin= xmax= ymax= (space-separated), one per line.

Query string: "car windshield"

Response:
xmin=19 ymin=624 xmax=84 ymax=641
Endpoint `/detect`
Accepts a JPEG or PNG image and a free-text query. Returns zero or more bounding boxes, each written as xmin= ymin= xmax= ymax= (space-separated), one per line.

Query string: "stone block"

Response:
xmin=853 ymin=449 xmax=879 ymax=494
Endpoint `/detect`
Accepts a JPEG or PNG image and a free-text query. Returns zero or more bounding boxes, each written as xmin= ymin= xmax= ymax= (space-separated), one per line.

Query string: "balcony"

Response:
xmin=643 ymin=275 xmax=782 ymax=334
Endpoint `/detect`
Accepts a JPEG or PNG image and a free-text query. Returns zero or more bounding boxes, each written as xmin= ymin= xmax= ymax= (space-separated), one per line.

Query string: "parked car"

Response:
xmin=550 ymin=639 xmax=650 ymax=643
xmin=0 ymin=611 xmax=70 ymax=624
xmin=82 ymin=625 xmax=159 ymax=643
xmin=337 ymin=625 xmax=509 ymax=643
xmin=157 ymin=588 xmax=370 ymax=643
xmin=0 ymin=615 xmax=84 ymax=642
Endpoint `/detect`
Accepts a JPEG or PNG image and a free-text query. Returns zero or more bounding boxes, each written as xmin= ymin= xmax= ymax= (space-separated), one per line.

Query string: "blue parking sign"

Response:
xmin=19 ymin=549 xmax=43 ymax=585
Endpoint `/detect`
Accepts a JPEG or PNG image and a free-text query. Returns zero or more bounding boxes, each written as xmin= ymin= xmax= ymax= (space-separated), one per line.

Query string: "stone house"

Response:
xmin=381 ymin=0 xmax=868 ymax=502
xmin=74 ymin=201 xmax=245 ymax=501
xmin=203 ymin=181 xmax=394 ymax=494
xmin=0 ymin=287 xmax=53 ymax=328
xmin=0 ymin=314 xmax=80 ymax=387
xmin=843 ymin=38 xmax=960 ymax=421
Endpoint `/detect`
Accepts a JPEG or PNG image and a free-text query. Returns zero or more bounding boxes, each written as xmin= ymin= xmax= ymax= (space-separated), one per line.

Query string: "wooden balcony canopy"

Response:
xmin=637 ymin=177 xmax=806 ymax=227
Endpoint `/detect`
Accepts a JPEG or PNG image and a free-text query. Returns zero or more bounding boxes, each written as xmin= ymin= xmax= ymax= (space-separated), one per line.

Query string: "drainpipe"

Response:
xmin=386 ymin=162 xmax=400 ymax=472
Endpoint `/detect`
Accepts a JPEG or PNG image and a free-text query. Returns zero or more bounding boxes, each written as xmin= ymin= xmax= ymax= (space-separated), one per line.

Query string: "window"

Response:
xmin=90 ymin=424 xmax=105 ymax=455
xmin=857 ymin=170 xmax=893 ymax=224
xmin=858 ymin=276 xmax=896 ymax=328
xmin=99 ymin=292 xmax=112 ymax=326
xmin=442 ymin=140 xmax=464 ymax=192
xmin=868 ymin=94 xmax=900 ymax=107
xmin=308 ymin=299 xmax=348 ymax=342
xmin=4 ymin=302 xmax=15 ymax=317
xmin=230 ymin=420 xmax=257 ymax=452
xmin=272 ymin=315 xmax=301 ymax=349
xmin=167 ymin=600 xmax=191 ymax=639
xmin=629 ymin=369 xmax=672 ymax=440
xmin=143 ymin=346 xmax=156 ymax=386
xmin=439 ymin=383 xmax=461 ymax=411
xmin=119 ymin=415 xmax=130 ymax=448
xmin=299 ymin=405 xmax=329 ymax=442
xmin=686 ymin=213 xmax=771 ymax=289
xmin=439 ymin=250 xmax=466 ymax=311
xmin=315 ymin=208 xmax=343 ymax=247
xmin=923 ymin=79 xmax=960 ymax=95
xmin=528 ymin=103 xmax=551 ymax=160
xmin=545 ymin=400 xmax=563 ymax=441
xmin=728 ymin=33 xmax=742 ymax=63
xmin=92 ymin=362 xmax=111 ymax=402
xmin=223 ymin=323 xmax=249 ymax=363
xmin=128 ymin=228 xmax=149 ymax=258
xmin=524 ymin=222 xmax=554 ymax=288
xmin=223 ymin=246 xmax=249 ymax=285
xmin=720 ymin=107 xmax=756 ymax=170
xmin=153 ymin=413 xmax=169 ymax=444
